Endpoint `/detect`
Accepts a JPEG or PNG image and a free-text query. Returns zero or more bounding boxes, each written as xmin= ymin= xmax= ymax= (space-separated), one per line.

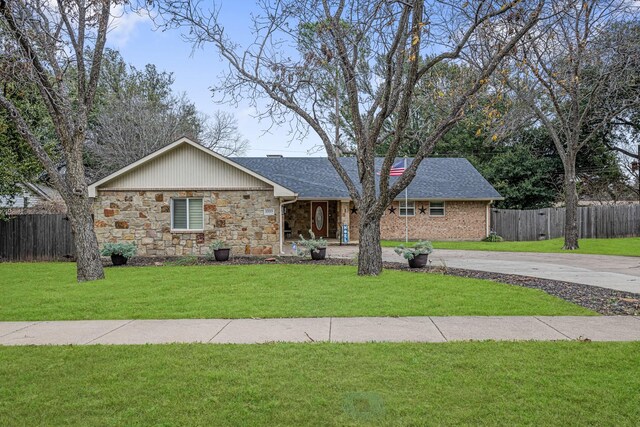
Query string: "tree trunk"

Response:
xmin=64 ymin=138 xmax=105 ymax=282
xmin=357 ymin=215 xmax=383 ymax=275
xmin=67 ymin=201 xmax=105 ymax=282
xmin=563 ymin=158 xmax=580 ymax=250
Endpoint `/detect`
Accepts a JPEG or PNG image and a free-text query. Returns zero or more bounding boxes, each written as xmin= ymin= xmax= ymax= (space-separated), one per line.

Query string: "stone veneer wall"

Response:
xmin=285 ymin=200 xmax=339 ymax=239
xmin=285 ymin=200 xmax=310 ymax=238
xmin=93 ymin=190 xmax=280 ymax=256
xmin=348 ymin=200 xmax=488 ymax=241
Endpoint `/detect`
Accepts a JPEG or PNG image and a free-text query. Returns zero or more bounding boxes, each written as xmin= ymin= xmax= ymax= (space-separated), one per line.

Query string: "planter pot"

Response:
xmin=408 ymin=253 xmax=428 ymax=268
xmin=111 ymin=254 xmax=128 ymax=266
xmin=310 ymin=247 xmax=327 ymax=261
xmin=214 ymin=248 xmax=231 ymax=262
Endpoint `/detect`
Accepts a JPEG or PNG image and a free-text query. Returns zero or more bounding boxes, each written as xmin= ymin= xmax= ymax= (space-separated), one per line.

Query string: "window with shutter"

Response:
xmin=172 ymin=198 xmax=203 ymax=230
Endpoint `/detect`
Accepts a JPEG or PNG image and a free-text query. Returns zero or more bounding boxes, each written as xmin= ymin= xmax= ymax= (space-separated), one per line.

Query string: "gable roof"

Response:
xmin=88 ymin=138 xmax=296 ymax=198
xmin=232 ymin=157 xmax=503 ymax=200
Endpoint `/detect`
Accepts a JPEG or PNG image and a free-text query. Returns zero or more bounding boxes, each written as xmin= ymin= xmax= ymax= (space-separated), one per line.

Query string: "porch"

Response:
xmin=283 ymin=200 xmax=354 ymax=243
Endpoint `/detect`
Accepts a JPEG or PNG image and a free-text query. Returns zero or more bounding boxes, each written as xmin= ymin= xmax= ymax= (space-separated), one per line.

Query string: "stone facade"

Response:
xmin=285 ymin=200 xmax=311 ymax=239
xmin=93 ymin=190 xmax=280 ymax=256
xmin=284 ymin=200 xmax=340 ymax=239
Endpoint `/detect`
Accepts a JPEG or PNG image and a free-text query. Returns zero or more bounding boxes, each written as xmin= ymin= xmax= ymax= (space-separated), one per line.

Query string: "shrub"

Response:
xmin=169 ymin=255 xmax=199 ymax=266
xmin=483 ymin=231 xmax=504 ymax=242
xmin=206 ymin=240 xmax=229 ymax=260
xmin=100 ymin=242 xmax=137 ymax=259
xmin=296 ymin=230 xmax=327 ymax=255
xmin=208 ymin=239 xmax=228 ymax=250
xmin=394 ymin=240 xmax=433 ymax=260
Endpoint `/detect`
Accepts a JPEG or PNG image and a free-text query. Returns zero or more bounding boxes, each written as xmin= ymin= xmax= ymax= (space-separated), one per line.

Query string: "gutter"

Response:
xmin=279 ymin=196 xmax=298 ymax=254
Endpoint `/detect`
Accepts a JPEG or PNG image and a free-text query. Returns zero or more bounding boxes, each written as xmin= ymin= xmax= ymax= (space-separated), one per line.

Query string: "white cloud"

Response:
xmin=108 ymin=6 xmax=150 ymax=48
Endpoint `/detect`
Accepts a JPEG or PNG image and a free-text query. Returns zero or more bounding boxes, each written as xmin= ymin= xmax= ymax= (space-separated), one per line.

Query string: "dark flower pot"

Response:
xmin=408 ymin=253 xmax=428 ymax=268
xmin=310 ymin=247 xmax=327 ymax=260
xmin=111 ymin=254 xmax=128 ymax=266
xmin=214 ymin=248 xmax=231 ymax=262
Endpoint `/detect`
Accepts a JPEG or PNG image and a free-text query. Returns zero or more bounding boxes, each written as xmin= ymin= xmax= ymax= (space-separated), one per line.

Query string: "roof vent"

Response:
xmin=266 ymin=154 xmax=283 ymax=158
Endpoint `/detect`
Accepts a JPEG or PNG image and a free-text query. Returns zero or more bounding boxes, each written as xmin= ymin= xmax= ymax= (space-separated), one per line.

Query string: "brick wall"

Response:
xmin=93 ymin=190 xmax=279 ymax=256
xmin=348 ymin=200 xmax=488 ymax=241
xmin=380 ymin=200 xmax=488 ymax=240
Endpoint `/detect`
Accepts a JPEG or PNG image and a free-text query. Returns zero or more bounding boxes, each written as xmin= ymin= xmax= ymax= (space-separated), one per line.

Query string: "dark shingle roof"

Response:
xmin=232 ymin=157 xmax=502 ymax=200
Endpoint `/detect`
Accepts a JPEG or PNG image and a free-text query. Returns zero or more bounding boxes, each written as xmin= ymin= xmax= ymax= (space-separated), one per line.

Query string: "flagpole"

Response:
xmin=404 ymin=157 xmax=408 ymax=243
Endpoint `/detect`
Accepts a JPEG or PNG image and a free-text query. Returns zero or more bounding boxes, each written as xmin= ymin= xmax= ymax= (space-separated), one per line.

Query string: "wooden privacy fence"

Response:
xmin=491 ymin=205 xmax=640 ymax=241
xmin=0 ymin=214 xmax=75 ymax=261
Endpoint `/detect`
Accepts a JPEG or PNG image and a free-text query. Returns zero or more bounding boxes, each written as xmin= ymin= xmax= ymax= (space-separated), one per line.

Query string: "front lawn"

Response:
xmin=1 ymin=342 xmax=638 ymax=425
xmin=382 ymin=237 xmax=640 ymax=256
xmin=0 ymin=263 xmax=593 ymax=320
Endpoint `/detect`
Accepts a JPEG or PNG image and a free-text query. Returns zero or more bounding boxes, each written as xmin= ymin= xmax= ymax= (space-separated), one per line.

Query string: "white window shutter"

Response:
xmin=188 ymin=199 xmax=203 ymax=229
xmin=173 ymin=199 xmax=188 ymax=229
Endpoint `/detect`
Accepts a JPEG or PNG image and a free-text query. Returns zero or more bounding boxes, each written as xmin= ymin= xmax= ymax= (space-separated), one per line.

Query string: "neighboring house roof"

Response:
xmin=87 ymin=138 xmax=296 ymax=198
xmin=232 ymin=157 xmax=503 ymax=200
xmin=0 ymin=183 xmax=60 ymax=209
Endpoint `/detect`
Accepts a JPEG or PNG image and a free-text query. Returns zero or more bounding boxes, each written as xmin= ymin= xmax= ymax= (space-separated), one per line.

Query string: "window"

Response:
xmin=399 ymin=200 xmax=415 ymax=217
xmin=429 ymin=201 xmax=445 ymax=216
xmin=171 ymin=198 xmax=203 ymax=230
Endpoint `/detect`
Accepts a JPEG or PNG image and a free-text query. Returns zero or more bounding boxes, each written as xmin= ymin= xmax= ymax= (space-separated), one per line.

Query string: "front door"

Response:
xmin=311 ymin=201 xmax=328 ymax=237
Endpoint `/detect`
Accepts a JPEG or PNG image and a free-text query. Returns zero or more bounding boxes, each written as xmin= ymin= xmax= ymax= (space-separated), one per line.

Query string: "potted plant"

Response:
xmin=394 ymin=240 xmax=433 ymax=268
xmin=101 ymin=242 xmax=137 ymax=266
xmin=208 ymin=239 xmax=231 ymax=262
xmin=296 ymin=230 xmax=328 ymax=260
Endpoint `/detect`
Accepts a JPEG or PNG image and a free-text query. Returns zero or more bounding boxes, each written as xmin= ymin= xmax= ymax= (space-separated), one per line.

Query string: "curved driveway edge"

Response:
xmin=326 ymin=246 xmax=640 ymax=294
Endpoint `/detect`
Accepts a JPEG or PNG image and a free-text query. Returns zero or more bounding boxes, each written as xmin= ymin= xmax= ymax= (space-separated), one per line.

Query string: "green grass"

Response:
xmin=0 ymin=263 xmax=593 ymax=320
xmin=382 ymin=237 xmax=640 ymax=256
xmin=1 ymin=342 xmax=639 ymax=425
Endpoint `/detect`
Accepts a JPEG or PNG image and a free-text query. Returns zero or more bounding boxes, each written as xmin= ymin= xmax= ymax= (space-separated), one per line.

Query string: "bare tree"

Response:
xmin=87 ymin=50 xmax=248 ymax=178
xmin=0 ymin=1 xmax=112 ymax=281
xmin=88 ymin=103 xmax=249 ymax=179
xmin=87 ymin=93 xmax=199 ymax=179
xmin=504 ymin=0 xmax=639 ymax=249
xmin=158 ymin=0 xmax=545 ymax=275
xmin=200 ymin=110 xmax=249 ymax=155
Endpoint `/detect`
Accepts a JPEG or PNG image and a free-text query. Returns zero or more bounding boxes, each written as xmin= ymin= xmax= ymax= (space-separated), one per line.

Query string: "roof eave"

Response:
xmin=87 ymin=137 xmax=296 ymax=198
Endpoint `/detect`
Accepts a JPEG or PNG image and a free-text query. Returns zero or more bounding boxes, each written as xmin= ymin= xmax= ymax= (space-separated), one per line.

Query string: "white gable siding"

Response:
xmin=101 ymin=143 xmax=271 ymax=190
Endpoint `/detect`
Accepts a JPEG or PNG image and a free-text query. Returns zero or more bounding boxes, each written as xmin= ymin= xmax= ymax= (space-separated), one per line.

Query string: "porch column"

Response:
xmin=339 ymin=200 xmax=350 ymax=243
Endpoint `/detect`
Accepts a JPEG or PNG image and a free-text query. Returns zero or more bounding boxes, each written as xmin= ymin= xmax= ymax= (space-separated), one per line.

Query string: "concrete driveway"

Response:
xmin=325 ymin=246 xmax=640 ymax=294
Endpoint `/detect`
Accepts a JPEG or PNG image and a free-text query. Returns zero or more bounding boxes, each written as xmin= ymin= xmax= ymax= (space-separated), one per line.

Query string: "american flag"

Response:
xmin=388 ymin=159 xmax=406 ymax=176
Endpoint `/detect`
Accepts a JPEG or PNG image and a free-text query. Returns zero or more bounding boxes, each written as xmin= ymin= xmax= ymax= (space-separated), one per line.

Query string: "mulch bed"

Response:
xmin=111 ymin=255 xmax=640 ymax=316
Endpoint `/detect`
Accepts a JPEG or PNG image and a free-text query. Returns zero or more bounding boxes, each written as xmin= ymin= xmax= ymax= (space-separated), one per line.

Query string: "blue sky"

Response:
xmin=107 ymin=2 xmax=321 ymax=157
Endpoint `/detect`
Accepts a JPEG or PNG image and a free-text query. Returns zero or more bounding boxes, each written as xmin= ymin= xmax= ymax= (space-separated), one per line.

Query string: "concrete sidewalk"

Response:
xmin=1 ymin=316 xmax=639 ymax=346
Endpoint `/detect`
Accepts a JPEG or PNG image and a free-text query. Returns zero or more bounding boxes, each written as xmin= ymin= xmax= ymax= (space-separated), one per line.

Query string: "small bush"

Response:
xmin=100 ymin=242 xmax=137 ymax=259
xmin=170 ymin=255 xmax=199 ymax=266
xmin=208 ymin=239 xmax=228 ymax=251
xmin=296 ymin=230 xmax=328 ymax=256
xmin=394 ymin=240 xmax=433 ymax=260
xmin=206 ymin=240 xmax=229 ymax=260
xmin=483 ymin=231 xmax=504 ymax=242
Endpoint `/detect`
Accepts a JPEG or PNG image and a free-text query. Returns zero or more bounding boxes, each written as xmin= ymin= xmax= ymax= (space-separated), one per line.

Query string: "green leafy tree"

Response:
xmin=0 ymin=82 xmax=58 ymax=218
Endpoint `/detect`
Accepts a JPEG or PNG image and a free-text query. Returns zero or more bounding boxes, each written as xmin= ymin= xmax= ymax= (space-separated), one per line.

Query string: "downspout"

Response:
xmin=486 ymin=201 xmax=492 ymax=237
xmin=279 ymin=196 xmax=298 ymax=254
